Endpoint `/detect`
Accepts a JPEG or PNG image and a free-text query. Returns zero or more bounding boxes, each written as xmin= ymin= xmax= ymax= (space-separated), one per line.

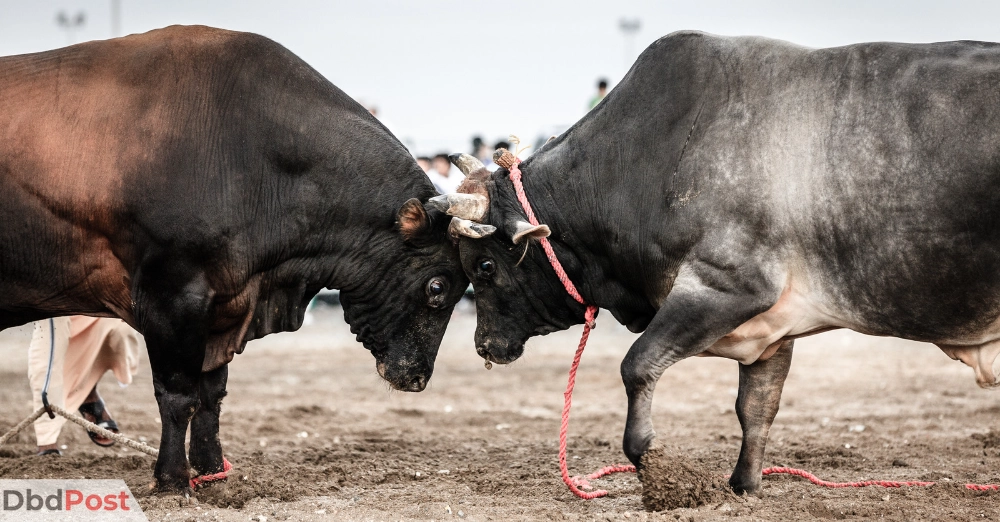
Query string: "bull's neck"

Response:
xmin=512 ymin=147 xmax=662 ymax=331
xmin=296 ymin=136 xmax=434 ymax=298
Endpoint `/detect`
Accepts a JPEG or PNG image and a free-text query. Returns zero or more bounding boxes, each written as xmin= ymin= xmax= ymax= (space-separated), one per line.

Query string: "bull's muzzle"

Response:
xmin=376 ymin=360 xmax=430 ymax=392
xmin=476 ymin=339 xmax=524 ymax=365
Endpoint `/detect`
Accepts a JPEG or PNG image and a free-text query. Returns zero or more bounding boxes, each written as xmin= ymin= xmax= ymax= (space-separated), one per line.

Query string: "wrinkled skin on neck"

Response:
xmin=340 ymin=207 xmax=468 ymax=390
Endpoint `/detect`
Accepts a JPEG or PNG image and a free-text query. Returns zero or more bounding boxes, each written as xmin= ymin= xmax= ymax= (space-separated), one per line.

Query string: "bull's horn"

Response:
xmin=448 ymin=153 xmax=486 ymax=176
xmin=449 ymin=217 xmax=496 ymax=239
xmin=511 ymin=220 xmax=551 ymax=244
xmin=427 ymin=193 xmax=488 ymax=221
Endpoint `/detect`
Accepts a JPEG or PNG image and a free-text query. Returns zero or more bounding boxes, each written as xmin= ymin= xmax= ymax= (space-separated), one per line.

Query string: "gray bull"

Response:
xmin=435 ymin=31 xmax=1000 ymax=493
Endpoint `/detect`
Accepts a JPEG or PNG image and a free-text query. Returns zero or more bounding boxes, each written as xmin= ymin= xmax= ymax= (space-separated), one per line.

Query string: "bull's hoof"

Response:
xmin=189 ymin=459 xmax=225 ymax=477
xmin=624 ymin=433 xmax=658 ymax=470
xmin=728 ymin=476 xmax=762 ymax=496
xmin=151 ymin=474 xmax=194 ymax=494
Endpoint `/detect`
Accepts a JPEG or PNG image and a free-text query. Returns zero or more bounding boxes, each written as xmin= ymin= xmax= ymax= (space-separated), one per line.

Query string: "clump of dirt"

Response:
xmin=191 ymin=452 xmax=334 ymax=509
xmin=196 ymin=474 xmax=298 ymax=509
xmin=639 ymin=448 xmax=730 ymax=511
xmin=971 ymin=430 xmax=1000 ymax=449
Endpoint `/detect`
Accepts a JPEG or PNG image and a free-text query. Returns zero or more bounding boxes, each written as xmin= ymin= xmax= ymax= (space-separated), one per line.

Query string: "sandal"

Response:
xmin=78 ymin=399 xmax=118 ymax=448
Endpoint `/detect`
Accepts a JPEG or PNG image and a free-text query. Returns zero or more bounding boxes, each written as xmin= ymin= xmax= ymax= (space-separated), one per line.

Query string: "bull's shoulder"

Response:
xmin=131 ymin=24 xmax=242 ymax=44
xmin=643 ymin=31 xmax=806 ymax=60
xmin=642 ymin=30 xmax=716 ymax=59
xmin=629 ymin=31 xmax=809 ymax=87
xmin=119 ymin=25 xmax=301 ymax=73
xmin=0 ymin=24 xmax=301 ymax=86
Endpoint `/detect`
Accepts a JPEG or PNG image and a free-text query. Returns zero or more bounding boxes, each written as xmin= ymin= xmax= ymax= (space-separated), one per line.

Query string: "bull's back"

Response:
xmin=771 ymin=41 xmax=1000 ymax=341
xmin=0 ymin=26 xmax=293 ymax=327
xmin=645 ymin=38 xmax=1000 ymax=345
xmin=617 ymin=34 xmax=1000 ymax=341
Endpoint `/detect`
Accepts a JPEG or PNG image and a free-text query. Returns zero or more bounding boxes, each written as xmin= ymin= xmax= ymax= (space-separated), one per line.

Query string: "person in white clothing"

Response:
xmin=427 ymin=153 xmax=465 ymax=194
xmin=27 ymin=317 xmax=141 ymax=456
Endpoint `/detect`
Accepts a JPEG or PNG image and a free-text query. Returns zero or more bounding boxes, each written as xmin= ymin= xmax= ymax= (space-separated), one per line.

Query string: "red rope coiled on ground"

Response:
xmin=189 ymin=457 xmax=233 ymax=490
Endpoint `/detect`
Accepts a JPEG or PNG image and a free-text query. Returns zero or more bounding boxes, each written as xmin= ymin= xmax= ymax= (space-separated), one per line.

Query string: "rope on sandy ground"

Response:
xmin=1 ymin=405 xmax=239 ymax=488
xmin=557 ymin=304 xmax=636 ymax=499
xmin=762 ymin=466 xmax=1000 ymax=491
xmin=0 ymin=404 xmax=158 ymax=457
xmin=503 ymin=152 xmax=636 ymax=499
xmin=190 ymin=458 xmax=233 ymax=490
xmin=48 ymin=404 xmax=159 ymax=457
xmin=0 ymin=407 xmax=49 ymax=446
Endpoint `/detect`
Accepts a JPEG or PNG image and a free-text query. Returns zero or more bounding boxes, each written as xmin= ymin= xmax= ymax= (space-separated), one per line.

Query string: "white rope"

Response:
xmin=0 ymin=407 xmax=48 ymax=446
xmin=0 ymin=405 xmax=158 ymax=457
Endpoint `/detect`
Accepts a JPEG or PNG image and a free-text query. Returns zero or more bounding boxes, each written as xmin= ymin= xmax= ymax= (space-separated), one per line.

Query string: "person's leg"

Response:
xmin=28 ymin=318 xmax=70 ymax=454
xmin=76 ymin=386 xmax=117 ymax=447
xmin=65 ymin=318 xmax=128 ymax=447
xmin=65 ymin=318 xmax=122 ymax=410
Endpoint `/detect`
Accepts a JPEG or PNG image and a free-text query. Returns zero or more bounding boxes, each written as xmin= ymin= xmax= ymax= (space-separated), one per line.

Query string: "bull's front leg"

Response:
xmin=149 ymin=363 xmax=201 ymax=491
xmin=730 ymin=340 xmax=793 ymax=495
xmin=135 ymin=261 xmax=214 ymax=492
xmin=620 ymin=262 xmax=780 ymax=471
xmin=189 ymin=364 xmax=228 ymax=476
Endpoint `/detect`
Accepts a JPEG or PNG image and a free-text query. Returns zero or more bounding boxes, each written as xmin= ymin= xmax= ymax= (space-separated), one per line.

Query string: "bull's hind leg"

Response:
xmin=730 ymin=340 xmax=793 ymax=494
xmin=621 ymin=261 xmax=780 ymax=471
xmin=135 ymin=263 xmax=213 ymax=492
xmin=189 ymin=364 xmax=228 ymax=476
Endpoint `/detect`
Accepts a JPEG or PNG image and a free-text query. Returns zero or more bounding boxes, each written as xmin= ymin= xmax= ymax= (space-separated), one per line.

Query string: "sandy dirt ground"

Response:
xmin=1 ymin=301 xmax=998 ymax=521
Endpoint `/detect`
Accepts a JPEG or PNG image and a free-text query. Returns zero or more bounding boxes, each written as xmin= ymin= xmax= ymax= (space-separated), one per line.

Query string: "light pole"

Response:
xmin=618 ymin=18 xmax=641 ymax=76
xmin=56 ymin=10 xmax=86 ymax=45
xmin=111 ymin=0 xmax=121 ymax=37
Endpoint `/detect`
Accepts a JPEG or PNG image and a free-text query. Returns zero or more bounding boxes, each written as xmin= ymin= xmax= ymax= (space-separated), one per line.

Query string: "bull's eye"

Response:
xmin=426 ymin=277 xmax=448 ymax=307
xmin=478 ymin=259 xmax=495 ymax=275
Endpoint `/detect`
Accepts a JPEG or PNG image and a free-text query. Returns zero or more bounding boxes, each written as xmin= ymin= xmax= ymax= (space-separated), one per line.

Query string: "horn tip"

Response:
xmin=425 ymin=195 xmax=449 ymax=211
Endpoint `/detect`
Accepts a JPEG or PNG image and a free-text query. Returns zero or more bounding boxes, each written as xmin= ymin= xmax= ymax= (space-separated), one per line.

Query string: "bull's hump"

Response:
xmin=123 ymin=24 xmax=243 ymax=47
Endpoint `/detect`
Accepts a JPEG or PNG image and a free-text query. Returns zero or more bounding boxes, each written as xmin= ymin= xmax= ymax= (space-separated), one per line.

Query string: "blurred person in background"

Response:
xmin=471 ymin=136 xmax=492 ymax=163
xmin=588 ymin=78 xmax=608 ymax=110
xmin=416 ymin=156 xmax=432 ymax=174
xmin=28 ymin=317 xmax=140 ymax=456
xmin=428 ymin=153 xmax=464 ymax=193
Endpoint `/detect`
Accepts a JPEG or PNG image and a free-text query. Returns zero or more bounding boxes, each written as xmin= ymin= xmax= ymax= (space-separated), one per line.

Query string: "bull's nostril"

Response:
xmin=409 ymin=376 xmax=427 ymax=391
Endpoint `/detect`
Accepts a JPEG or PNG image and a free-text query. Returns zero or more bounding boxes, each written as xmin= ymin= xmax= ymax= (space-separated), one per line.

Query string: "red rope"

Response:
xmin=189 ymin=457 xmax=233 ymax=490
xmin=509 ymin=160 xmax=636 ymax=499
xmin=762 ymin=466 xmax=999 ymax=490
xmin=506 ymin=158 xmax=1000 ymax=498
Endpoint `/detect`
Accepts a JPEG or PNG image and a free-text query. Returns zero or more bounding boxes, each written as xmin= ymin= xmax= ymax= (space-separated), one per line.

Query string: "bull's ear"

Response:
xmin=397 ymin=198 xmax=430 ymax=241
xmin=511 ymin=220 xmax=551 ymax=244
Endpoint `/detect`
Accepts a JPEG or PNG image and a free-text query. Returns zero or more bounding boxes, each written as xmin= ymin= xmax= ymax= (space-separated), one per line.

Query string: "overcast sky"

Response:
xmin=3 ymin=1 xmax=1000 ymax=156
